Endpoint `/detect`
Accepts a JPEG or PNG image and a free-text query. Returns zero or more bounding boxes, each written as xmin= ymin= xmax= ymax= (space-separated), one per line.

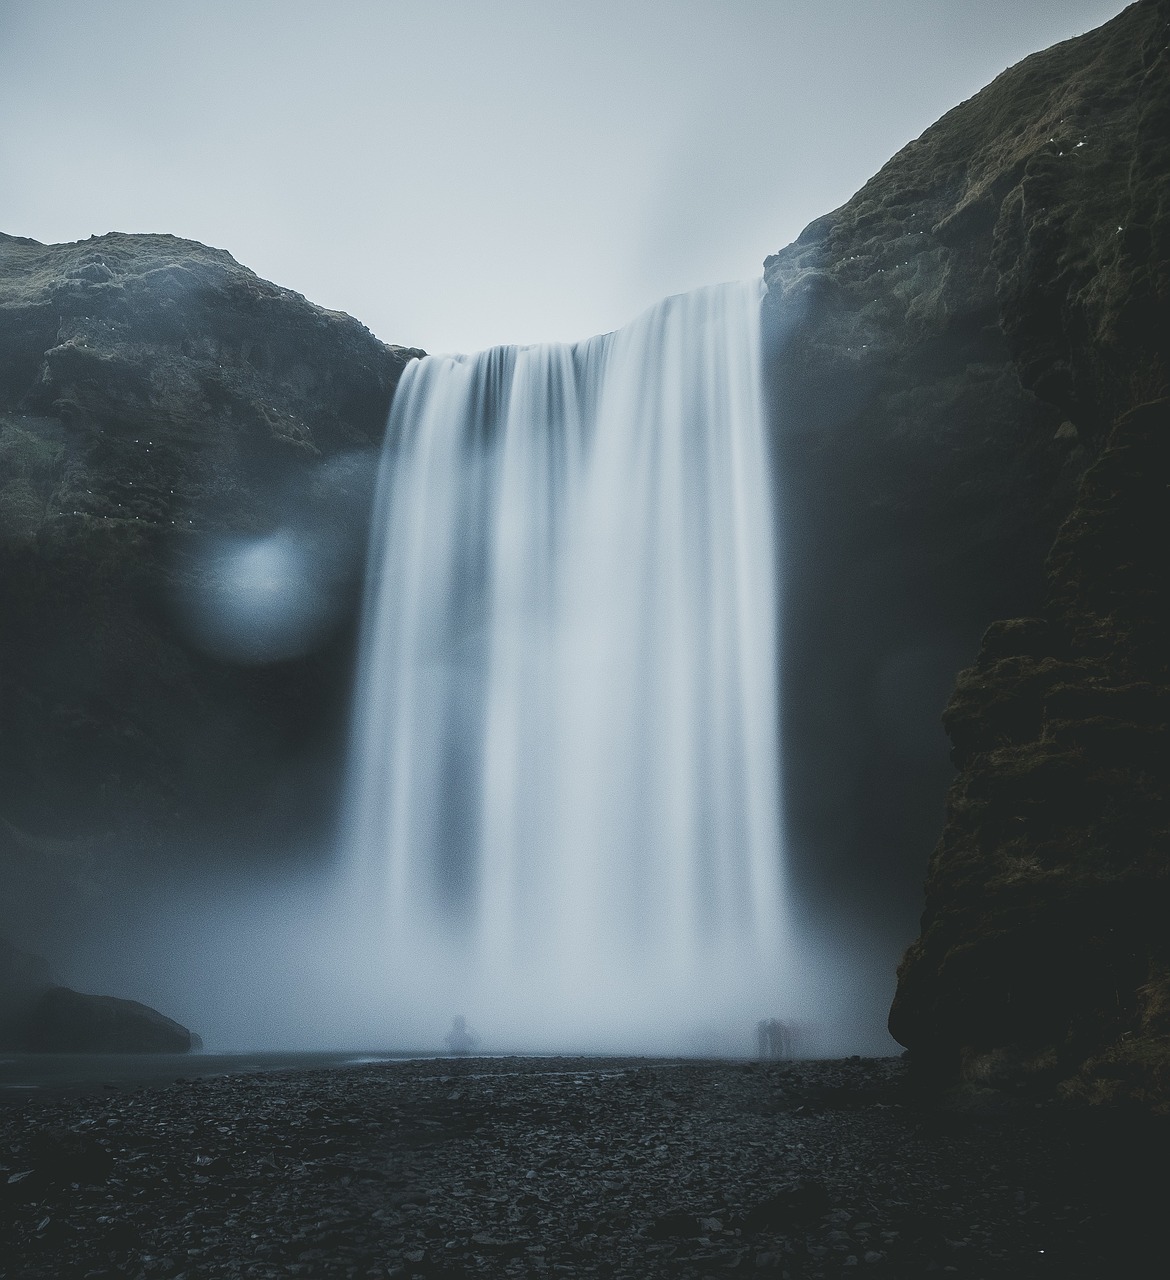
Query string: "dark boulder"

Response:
xmin=9 ymin=984 xmax=197 ymax=1053
xmin=0 ymin=936 xmax=197 ymax=1052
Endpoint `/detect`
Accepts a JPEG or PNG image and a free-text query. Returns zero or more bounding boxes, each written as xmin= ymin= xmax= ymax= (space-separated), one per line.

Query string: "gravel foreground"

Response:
xmin=0 ymin=1055 xmax=1162 ymax=1279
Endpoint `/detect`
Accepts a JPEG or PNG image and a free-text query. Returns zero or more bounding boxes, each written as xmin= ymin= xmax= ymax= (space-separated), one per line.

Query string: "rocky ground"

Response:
xmin=0 ymin=1055 xmax=1162 ymax=1279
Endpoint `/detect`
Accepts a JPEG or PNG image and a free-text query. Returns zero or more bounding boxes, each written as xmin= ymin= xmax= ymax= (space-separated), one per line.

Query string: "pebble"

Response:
xmin=0 ymin=1055 xmax=1161 ymax=1277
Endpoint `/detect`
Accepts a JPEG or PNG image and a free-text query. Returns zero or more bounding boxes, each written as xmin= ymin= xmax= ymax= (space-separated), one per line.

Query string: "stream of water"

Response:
xmin=343 ymin=281 xmax=796 ymax=1053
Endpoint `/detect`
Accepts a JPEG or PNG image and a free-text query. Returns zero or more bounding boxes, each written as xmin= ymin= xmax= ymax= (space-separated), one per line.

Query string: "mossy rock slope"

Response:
xmin=0 ymin=231 xmax=421 ymax=918
xmin=761 ymin=0 xmax=1170 ymax=1104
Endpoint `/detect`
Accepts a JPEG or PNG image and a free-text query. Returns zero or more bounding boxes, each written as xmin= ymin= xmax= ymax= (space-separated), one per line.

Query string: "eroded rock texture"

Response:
xmin=0 ymin=232 xmax=421 ymax=927
xmin=764 ymin=0 xmax=1168 ymax=1097
xmin=758 ymin=0 xmax=1170 ymax=1099
xmin=891 ymin=394 xmax=1170 ymax=1105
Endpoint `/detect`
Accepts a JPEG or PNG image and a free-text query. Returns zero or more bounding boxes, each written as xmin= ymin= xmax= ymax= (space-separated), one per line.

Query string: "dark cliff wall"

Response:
xmin=0 ymin=232 xmax=421 ymax=929
xmin=762 ymin=0 xmax=1168 ymax=1101
xmin=891 ymin=398 xmax=1169 ymax=1106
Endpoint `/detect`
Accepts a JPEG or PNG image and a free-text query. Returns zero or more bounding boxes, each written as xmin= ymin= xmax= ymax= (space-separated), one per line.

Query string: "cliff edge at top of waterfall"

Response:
xmin=764 ymin=0 xmax=1167 ymax=448
xmin=0 ymin=230 xmax=424 ymax=467
xmin=0 ymin=232 xmax=424 ymax=929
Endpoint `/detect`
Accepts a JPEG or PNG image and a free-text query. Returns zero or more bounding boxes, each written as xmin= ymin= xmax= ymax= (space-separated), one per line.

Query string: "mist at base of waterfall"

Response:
xmin=46 ymin=858 xmax=900 ymax=1059
xmin=338 ymin=282 xmax=798 ymax=1057
xmin=36 ymin=283 xmax=909 ymax=1061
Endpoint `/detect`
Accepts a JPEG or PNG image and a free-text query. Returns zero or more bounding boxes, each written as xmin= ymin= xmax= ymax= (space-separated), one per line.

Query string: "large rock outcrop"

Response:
xmin=0 ymin=232 xmax=421 ymax=930
xmin=764 ymin=0 xmax=1168 ymax=1094
xmin=762 ymin=0 xmax=1169 ymax=1100
xmin=891 ymin=399 xmax=1169 ymax=1105
xmin=0 ymin=937 xmax=197 ymax=1052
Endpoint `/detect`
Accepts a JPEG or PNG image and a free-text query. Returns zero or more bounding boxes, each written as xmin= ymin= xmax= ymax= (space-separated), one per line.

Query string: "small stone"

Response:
xmin=648 ymin=1212 xmax=702 ymax=1240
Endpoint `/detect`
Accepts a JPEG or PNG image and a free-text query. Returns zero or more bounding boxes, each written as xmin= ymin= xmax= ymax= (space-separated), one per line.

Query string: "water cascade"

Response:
xmin=343 ymin=280 xmax=798 ymax=1053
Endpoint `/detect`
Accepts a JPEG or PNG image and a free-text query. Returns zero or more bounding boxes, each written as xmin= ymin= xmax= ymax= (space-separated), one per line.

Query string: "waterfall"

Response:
xmin=343 ymin=280 xmax=795 ymax=1053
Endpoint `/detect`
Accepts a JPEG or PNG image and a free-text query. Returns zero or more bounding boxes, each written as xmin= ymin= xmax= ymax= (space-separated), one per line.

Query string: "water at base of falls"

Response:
xmin=341 ymin=280 xmax=798 ymax=1055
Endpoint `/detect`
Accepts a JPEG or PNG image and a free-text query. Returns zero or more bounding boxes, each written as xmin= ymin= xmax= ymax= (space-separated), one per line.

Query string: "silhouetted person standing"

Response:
xmin=445 ymin=1014 xmax=477 ymax=1056
xmin=767 ymin=1017 xmax=792 ymax=1060
xmin=757 ymin=1016 xmax=792 ymax=1060
xmin=757 ymin=1018 xmax=771 ymax=1059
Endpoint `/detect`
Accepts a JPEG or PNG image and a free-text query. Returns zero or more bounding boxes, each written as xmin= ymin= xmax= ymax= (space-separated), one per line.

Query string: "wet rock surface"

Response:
xmin=0 ymin=232 xmax=422 ymax=922
xmin=882 ymin=0 xmax=1170 ymax=1101
xmin=759 ymin=0 xmax=1170 ymax=1100
xmin=760 ymin=0 xmax=1140 ymax=925
xmin=0 ymin=1055 xmax=1163 ymax=1279
xmin=891 ymin=396 xmax=1170 ymax=1105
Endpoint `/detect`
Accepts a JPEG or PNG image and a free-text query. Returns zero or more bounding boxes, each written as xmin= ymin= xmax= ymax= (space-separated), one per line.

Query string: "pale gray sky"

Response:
xmin=1 ymin=0 xmax=1129 ymax=353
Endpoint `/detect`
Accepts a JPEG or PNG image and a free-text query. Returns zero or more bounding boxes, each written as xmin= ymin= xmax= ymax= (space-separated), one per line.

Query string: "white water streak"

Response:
xmin=343 ymin=281 xmax=795 ymax=1053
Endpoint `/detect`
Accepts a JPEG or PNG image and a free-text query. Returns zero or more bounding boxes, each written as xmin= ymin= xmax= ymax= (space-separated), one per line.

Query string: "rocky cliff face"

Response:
xmin=760 ymin=0 xmax=1168 ymax=1101
xmin=893 ymin=399 xmax=1169 ymax=1106
xmin=2 ymin=3 xmax=1166 ymax=1096
xmin=0 ymin=232 xmax=421 ymax=932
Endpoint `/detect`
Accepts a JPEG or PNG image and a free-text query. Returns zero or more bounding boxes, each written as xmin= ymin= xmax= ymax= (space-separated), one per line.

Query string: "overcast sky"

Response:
xmin=1 ymin=0 xmax=1129 ymax=353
